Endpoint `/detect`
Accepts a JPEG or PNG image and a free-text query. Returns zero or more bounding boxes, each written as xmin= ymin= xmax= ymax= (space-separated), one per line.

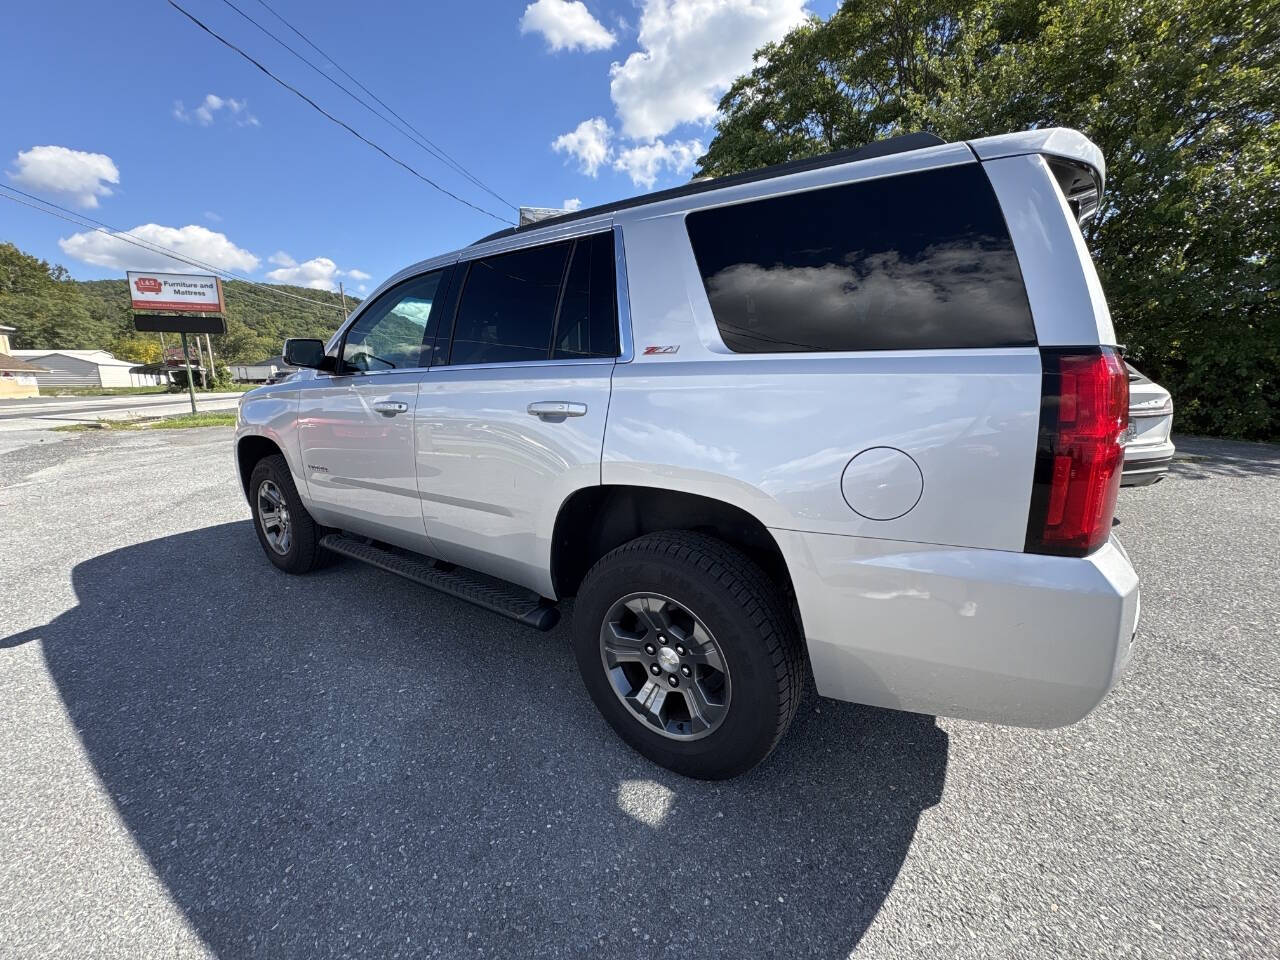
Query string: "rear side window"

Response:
xmin=553 ymin=232 xmax=618 ymax=359
xmin=685 ymin=163 xmax=1035 ymax=353
xmin=450 ymin=241 xmax=571 ymax=365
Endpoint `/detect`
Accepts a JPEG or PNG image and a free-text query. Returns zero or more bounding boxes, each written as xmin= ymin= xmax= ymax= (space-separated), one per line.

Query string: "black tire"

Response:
xmin=573 ymin=531 xmax=804 ymax=779
xmin=248 ymin=454 xmax=328 ymax=574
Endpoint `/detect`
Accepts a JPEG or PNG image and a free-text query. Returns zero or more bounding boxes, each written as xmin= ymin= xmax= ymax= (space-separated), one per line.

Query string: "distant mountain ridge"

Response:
xmin=1 ymin=241 xmax=358 ymax=366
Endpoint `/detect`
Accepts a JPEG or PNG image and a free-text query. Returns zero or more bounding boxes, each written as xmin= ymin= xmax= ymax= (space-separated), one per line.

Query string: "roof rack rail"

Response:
xmin=471 ymin=131 xmax=946 ymax=246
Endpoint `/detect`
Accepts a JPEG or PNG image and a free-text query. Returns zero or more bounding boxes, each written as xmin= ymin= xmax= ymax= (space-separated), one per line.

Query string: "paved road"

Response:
xmin=1 ymin=429 xmax=1276 ymax=959
xmin=0 ymin=392 xmax=243 ymax=433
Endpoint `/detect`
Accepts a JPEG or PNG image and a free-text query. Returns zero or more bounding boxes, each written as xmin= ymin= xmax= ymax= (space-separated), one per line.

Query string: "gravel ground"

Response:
xmin=0 ymin=429 xmax=1276 ymax=959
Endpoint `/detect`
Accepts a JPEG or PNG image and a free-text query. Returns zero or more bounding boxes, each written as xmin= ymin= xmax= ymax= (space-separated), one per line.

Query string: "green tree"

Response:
xmin=698 ymin=0 xmax=1280 ymax=440
xmin=921 ymin=0 xmax=1280 ymax=439
xmin=0 ymin=243 xmax=102 ymax=349
xmin=109 ymin=336 xmax=163 ymax=364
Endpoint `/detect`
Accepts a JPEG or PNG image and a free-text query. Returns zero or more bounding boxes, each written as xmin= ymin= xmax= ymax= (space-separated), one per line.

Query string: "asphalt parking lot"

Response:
xmin=1 ymin=427 xmax=1277 ymax=959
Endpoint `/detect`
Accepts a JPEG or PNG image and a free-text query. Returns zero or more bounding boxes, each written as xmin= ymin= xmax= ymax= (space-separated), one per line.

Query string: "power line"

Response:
xmin=166 ymin=0 xmax=515 ymax=225
xmin=225 ymin=0 xmax=516 ymax=212
xmin=217 ymin=0 xmax=454 ymax=175
xmin=0 ymin=185 xmax=348 ymax=315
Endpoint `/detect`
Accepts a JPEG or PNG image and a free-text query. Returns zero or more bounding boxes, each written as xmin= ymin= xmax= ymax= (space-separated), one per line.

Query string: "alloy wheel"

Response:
xmin=256 ymin=479 xmax=293 ymax=555
xmin=599 ymin=592 xmax=731 ymax=741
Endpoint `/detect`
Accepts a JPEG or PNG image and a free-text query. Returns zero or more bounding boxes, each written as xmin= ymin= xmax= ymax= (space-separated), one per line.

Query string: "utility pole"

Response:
xmin=204 ymin=332 xmax=217 ymax=386
xmin=179 ymin=332 xmax=198 ymax=414
xmin=196 ymin=335 xmax=209 ymax=389
xmin=339 ymin=281 xmax=350 ymax=318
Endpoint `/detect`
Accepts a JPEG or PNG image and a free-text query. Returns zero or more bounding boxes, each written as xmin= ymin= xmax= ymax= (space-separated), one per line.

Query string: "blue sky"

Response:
xmin=0 ymin=0 xmax=835 ymax=295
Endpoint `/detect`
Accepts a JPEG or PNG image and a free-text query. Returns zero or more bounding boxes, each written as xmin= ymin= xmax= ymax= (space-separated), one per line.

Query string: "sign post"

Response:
xmin=179 ymin=332 xmax=197 ymax=413
xmin=128 ymin=271 xmax=228 ymax=414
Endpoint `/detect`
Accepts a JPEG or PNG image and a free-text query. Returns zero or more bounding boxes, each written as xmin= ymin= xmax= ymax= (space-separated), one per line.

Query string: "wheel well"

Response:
xmin=236 ymin=435 xmax=282 ymax=499
xmin=551 ymin=485 xmax=795 ymax=602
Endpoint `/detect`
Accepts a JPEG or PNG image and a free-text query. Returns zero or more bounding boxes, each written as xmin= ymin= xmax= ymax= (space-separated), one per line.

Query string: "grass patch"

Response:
xmin=50 ymin=386 xmax=171 ymax=397
xmin=147 ymin=411 xmax=238 ymax=428
xmin=49 ymin=383 xmax=254 ymax=397
xmin=54 ymin=410 xmax=237 ymax=432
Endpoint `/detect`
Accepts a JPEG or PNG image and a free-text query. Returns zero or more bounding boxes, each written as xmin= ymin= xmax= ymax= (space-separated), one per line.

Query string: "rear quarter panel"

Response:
xmin=604 ymin=212 xmax=1041 ymax=552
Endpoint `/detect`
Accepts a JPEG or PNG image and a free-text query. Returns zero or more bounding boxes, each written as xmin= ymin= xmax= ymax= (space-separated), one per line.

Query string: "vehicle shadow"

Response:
xmin=8 ymin=522 xmax=947 ymax=959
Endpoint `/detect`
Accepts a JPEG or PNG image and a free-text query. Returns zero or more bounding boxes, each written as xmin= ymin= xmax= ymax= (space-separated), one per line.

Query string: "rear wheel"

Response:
xmin=573 ymin=531 xmax=804 ymax=779
xmin=248 ymin=454 xmax=327 ymax=574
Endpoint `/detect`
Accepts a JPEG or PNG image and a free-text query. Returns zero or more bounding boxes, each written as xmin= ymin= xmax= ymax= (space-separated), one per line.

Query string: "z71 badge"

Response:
xmin=642 ymin=345 xmax=680 ymax=355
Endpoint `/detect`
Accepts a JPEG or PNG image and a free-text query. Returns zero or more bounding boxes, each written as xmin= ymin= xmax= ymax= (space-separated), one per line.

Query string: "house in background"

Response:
xmin=0 ymin=325 xmax=45 ymax=398
xmin=230 ymin=356 xmax=297 ymax=383
xmin=9 ymin=349 xmax=166 ymax=389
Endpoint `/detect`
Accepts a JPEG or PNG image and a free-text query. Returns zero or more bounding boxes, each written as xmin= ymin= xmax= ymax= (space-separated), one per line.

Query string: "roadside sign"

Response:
xmin=127 ymin=271 xmax=224 ymax=314
xmin=126 ymin=271 xmax=227 ymax=415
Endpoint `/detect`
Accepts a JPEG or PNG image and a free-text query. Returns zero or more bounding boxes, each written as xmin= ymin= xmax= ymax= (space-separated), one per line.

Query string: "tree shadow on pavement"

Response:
xmin=7 ymin=522 xmax=947 ymax=959
xmin=1165 ymin=436 xmax=1280 ymax=481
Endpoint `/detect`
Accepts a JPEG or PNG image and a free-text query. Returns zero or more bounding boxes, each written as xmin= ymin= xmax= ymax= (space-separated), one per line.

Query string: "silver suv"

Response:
xmin=235 ymin=127 xmax=1140 ymax=779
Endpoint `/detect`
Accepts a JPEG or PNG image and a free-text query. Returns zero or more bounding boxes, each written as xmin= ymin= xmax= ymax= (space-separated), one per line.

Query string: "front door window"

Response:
xmin=342 ymin=271 xmax=444 ymax=372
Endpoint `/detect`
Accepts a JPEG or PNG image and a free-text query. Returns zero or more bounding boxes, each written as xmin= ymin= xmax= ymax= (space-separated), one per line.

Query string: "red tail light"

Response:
xmin=1026 ymin=347 xmax=1129 ymax=556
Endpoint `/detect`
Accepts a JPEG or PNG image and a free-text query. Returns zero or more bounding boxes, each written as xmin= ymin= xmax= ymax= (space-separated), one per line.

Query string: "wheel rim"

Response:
xmin=599 ymin=592 xmax=731 ymax=741
xmin=256 ymin=479 xmax=292 ymax=555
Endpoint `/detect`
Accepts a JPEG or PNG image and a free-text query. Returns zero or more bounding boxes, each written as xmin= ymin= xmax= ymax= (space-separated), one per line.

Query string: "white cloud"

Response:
xmin=204 ymin=210 xmax=222 ymax=222
xmin=7 ymin=145 xmax=120 ymax=209
xmin=563 ymin=197 xmax=582 ymax=211
xmin=58 ymin=223 xmax=260 ymax=272
xmin=264 ymin=258 xmax=370 ymax=291
xmin=553 ymin=119 xmax=702 ymax=188
xmin=613 ymin=138 xmax=703 ymax=187
xmin=609 ymin=0 xmax=807 ymax=141
xmin=356 ymin=284 xmax=368 ymax=293
xmin=266 ymin=257 xmax=341 ymax=290
xmin=175 ymin=93 xmax=260 ymax=127
xmin=551 ymin=117 xmax=614 ymax=177
xmin=521 ymin=0 xmax=616 ymax=51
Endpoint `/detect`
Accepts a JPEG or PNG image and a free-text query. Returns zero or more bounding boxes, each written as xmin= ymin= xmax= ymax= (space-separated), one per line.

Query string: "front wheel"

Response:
xmin=248 ymin=454 xmax=327 ymax=574
xmin=573 ymin=531 xmax=805 ymax=779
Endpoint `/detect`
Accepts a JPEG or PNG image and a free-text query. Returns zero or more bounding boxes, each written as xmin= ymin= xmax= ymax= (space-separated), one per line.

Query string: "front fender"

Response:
xmin=234 ymin=384 xmax=303 ymax=503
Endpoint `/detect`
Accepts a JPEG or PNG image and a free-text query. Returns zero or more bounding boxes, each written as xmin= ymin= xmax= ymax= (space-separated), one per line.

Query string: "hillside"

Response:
xmin=0 ymin=241 xmax=359 ymax=366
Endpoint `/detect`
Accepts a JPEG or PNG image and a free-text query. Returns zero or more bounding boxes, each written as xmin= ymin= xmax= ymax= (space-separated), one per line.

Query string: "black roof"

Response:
xmin=473 ymin=132 xmax=946 ymax=246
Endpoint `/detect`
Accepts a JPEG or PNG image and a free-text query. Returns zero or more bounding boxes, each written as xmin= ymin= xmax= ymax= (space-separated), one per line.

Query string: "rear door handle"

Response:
xmin=527 ymin=401 xmax=587 ymax=419
xmin=372 ymin=400 xmax=409 ymax=416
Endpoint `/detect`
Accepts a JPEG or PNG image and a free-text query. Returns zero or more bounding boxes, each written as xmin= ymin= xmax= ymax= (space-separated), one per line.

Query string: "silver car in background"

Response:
xmin=1123 ymin=366 xmax=1174 ymax=485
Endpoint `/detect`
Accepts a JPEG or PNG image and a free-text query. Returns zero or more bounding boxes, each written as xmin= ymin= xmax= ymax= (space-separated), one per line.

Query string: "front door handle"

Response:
xmin=527 ymin=401 xmax=588 ymax=420
xmin=372 ymin=400 xmax=409 ymax=416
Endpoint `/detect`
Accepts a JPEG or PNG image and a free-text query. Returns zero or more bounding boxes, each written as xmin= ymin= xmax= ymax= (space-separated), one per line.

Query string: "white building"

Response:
xmin=230 ymin=356 xmax=296 ymax=383
xmin=9 ymin=350 xmax=166 ymax=389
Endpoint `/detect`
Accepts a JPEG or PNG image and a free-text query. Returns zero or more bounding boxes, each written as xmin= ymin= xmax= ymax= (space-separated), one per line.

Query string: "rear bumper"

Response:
xmin=1122 ymin=439 xmax=1175 ymax=486
xmin=773 ymin=530 xmax=1140 ymax=728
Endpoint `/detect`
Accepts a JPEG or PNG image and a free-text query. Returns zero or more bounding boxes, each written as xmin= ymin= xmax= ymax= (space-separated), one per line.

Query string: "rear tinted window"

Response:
xmin=553 ymin=232 xmax=618 ymax=359
xmin=685 ymin=163 xmax=1034 ymax=353
xmin=450 ymin=241 xmax=571 ymax=365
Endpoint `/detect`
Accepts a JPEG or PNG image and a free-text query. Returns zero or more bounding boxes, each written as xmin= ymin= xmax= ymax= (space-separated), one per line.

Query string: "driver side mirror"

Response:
xmin=283 ymin=338 xmax=335 ymax=372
